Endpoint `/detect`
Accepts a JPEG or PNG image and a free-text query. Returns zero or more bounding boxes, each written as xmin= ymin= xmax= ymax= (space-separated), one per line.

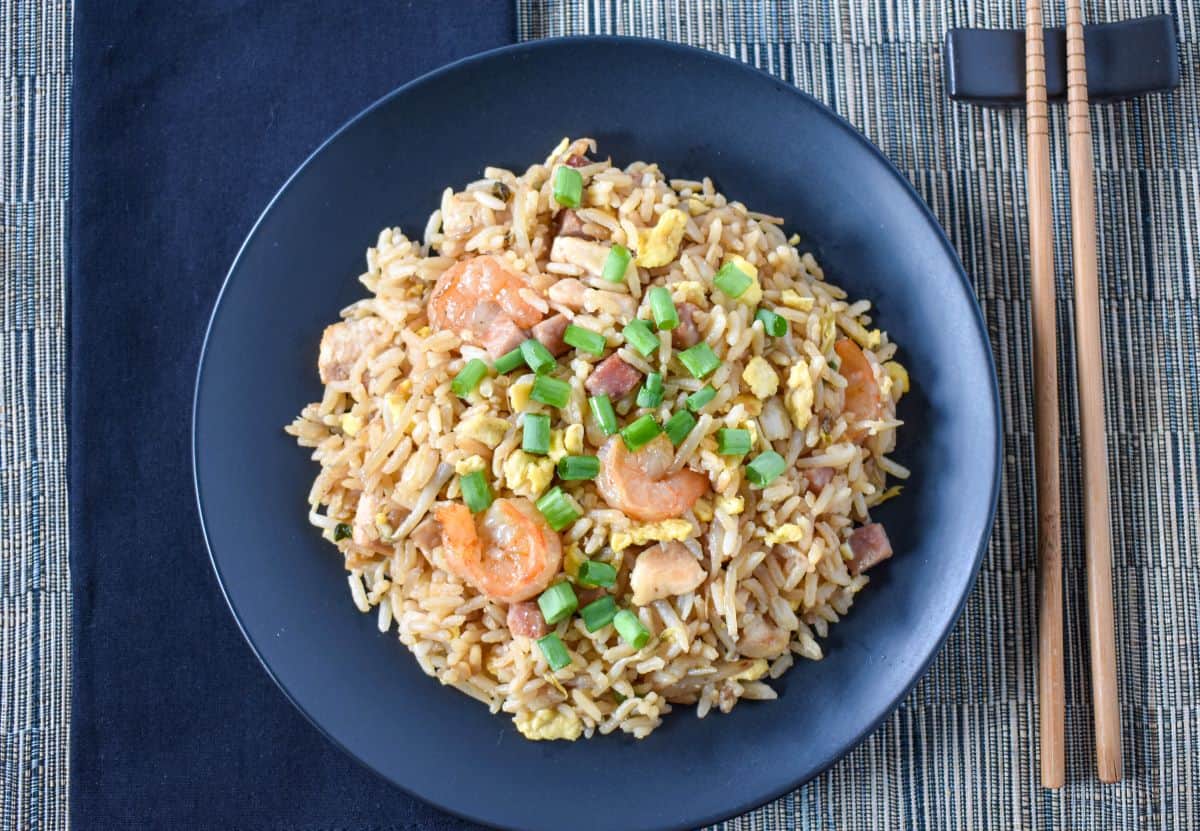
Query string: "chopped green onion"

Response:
xmin=714 ymin=261 xmax=754 ymax=298
xmin=530 ymin=375 xmax=571 ymax=408
xmin=678 ymin=343 xmax=721 ymax=379
xmin=620 ymin=414 xmax=661 ymax=452
xmin=522 ymin=413 xmax=551 ymax=455
xmin=493 ymin=346 xmax=525 ymax=374
xmin=537 ymin=581 xmax=578 ymax=625
xmin=663 ymin=410 xmax=697 ymax=446
xmin=636 ymin=372 xmax=664 ymax=408
xmin=577 ymin=560 xmax=617 ymax=588
xmin=613 ymin=609 xmax=650 ymax=649
xmin=685 ymin=385 xmax=717 ymax=412
xmin=451 ymin=358 xmax=489 ymax=397
xmin=755 ymin=307 xmax=788 ymax=337
xmin=589 ymin=394 xmax=618 ymax=436
xmin=536 ymin=486 xmax=582 ymax=531
xmin=716 ymin=428 xmax=752 ymax=456
xmin=563 ymin=323 xmax=607 ymax=356
xmin=580 ymin=596 xmax=618 ymax=632
xmin=622 ymin=319 xmax=659 ymax=357
xmin=333 ymin=523 xmax=352 ymax=541
xmin=602 ymin=243 xmax=632 ymax=283
xmin=460 ymin=470 xmax=493 ymax=513
xmin=648 ymin=286 xmax=678 ymax=330
xmin=521 ymin=338 xmax=557 ymax=375
xmin=553 ymin=166 xmax=583 ymax=208
xmin=746 ymin=450 xmax=787 ymax=487
xmin=557 ymin=455 xmax=600 ymax=480
xmin=536 ymin=633 xmax=572 ymax=670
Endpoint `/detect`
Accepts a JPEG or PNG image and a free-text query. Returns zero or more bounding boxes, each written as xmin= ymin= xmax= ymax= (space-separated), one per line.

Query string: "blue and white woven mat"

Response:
xmin=4 ymin=0 xmax=1198 ymax=828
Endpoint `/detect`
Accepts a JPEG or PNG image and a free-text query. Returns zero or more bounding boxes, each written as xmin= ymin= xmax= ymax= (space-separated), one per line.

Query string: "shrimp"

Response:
xmin=434 ymin=498 xmax=562 ymax=603
xmin=834 ymin=338 xmax=884 ymax=430
xmin=596 ymin=435 xmax=710 ymax=522
xmin=428 ymin=256 xmax=546 ymax=357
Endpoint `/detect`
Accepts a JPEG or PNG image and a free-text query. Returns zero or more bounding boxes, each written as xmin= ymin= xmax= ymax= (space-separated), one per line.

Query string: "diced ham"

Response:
xmin=480 ymin=316 xmax=528 ymax=359
xmin=671 ymin=302 xmax=701 ymax=349
xmin=565 ymin=154 xmax=590 ymax=168
xmin=847 ymin=523 xmax=893 ymax=575
xmin=554 ymin=209 xmax=595 ymax=241
xmin=507 ymin=601 xmax=549 ymax=639
xmin=805 ymin=466 xmax=835 ymax=494
xmin=532 ymin=313 xmax=571 ymax=357
xmin=574 ymin=586 xmax=606 ymax=608
xmin=585 ymin=354 xmax=642 ymax=398
xmin=318 ymin=317 xmax=388 ymax=384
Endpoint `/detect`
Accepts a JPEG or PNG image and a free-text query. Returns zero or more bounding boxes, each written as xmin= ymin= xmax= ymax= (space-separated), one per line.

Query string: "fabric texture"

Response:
xmin=3 ymin=0 xmax=1196 ymax=829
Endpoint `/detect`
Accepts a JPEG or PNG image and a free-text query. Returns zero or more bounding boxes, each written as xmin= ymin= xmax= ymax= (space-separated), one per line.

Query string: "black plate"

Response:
xmin=194 ymin=37 xmax=1001 ymax=831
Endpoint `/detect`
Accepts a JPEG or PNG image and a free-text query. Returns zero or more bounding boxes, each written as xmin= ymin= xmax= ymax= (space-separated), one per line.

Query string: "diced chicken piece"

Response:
xmin=410 ymin=516 xmax=442 ymax=558
xmin=548 ymin=277 xmax=588 ymax=309
xmin=738 ymin=615 xmax=791 ymax=659
xmin=550 ymin=236 xmax=611 ymax=278
xmin=805 ymin=466 xmax=835 ymax=494
xmin=671 ymin=302 xmax=701 ymax=349
xmin=532 ymin=313 xmax=571 ymax=357
xmin=352 ymin=491 xmax=379 ymax=546
xmin=318 ymin=317 xmax=388 ymax=384
xmin=441 ymin=192 xmax=488 ymax=238
xmin=507 ymin=600 xmax=550 ymax=639
xmin=759 ymin=397 xmax=791 ymax=442
xmin=554 ymin=209 xmax=595 ymax=240
xmin=585 ymin=354 xmax=642 ymax=398
xmin=629 ymin=541 xmax=706 ymax=606
xmin=480 ymin=316 xmax=528 ymax=359
xmin=565 ymin=154 xmax=590 ymax=168
xmin=847 ymin=522 xmax=893 ymax=575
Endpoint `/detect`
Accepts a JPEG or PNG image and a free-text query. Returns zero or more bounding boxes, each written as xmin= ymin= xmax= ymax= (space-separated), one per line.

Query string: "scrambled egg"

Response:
xmin=456 ymin=413 xmax=511 ymax=449
xmin=514 ymin=708 xmax=582 ymax=741
xmin=730 ymin=659 xmax=770 ymax=683
xmin=765 ymin=519 xmax=811 ymax=546
xmin=610 ymin=518 xmax=693 ymax=552
xmin=669 ymin=280 xmax=708 ymax=305
xmin=454 ymin=454 xmax=486 ymax=476
xmin=548 ymin=424 xmax=585 ymax=462
xmin=873 ymin=485 xmax=903 ymax=505
xmin=384 ymin=393 xmax=407 ymax=428
xmin=780 ymin=289 xmax=814 ymax=311
xmin=716 ymin=495 xmax=745 ymax=516
xmin=732 ymin=393 xmax=763 ymax=417
xmin=508 ymin=374 xmax=536 ymax=412
xmin=501 ymin=450 xmax=555 ymax=498
xmin=820 ymin=314 xmax=837 ymax=353
xmin=742 ymin=357 xmax=779 ymax=399
xmin=686 ymin=197 xmax=709 ymax=216
xmin=339 ymin=413 xmax=364 ymax=437
xmin=563 ymin=542 xmax=586 ymax=578
xmin=692 ymin=497 xmax=714 ymax=522
xmin=786 ymin=361 xmax=815 ymax=430
xmin=635 ymin=208 xmax=688 ymax=267
xmin=883 ymin=361 xmax=910 ymax=397
xmin=724 ymin=255 xmax=762 ymax=306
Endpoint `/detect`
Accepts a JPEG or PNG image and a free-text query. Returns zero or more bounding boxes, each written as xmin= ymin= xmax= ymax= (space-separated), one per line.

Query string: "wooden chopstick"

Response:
xmin=1064 ymin=0 xmax=1123 ymax=783
xmin=1024 ymin=0 xmax=1065 ymax=790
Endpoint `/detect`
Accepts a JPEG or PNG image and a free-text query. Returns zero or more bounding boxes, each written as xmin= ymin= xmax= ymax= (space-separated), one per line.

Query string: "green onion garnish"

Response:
xmin=493 ymin=346 xmax=525 ymax=374
xmin=636 ymin=372 xmax=664 ymax=408
xmin=746 ymin=450 xmax=787 ymax=487
xmin=557 ymin=455 xmax=600 ymax=480
xmin=613 ymin=609 xmax=650 ymax=649
xmin=536 ymin=486 xmax=582 ymax=531
xmin=714 ymin=261 xmax=754 ymax=298
xmin=459 ymin=470 xmax=493 ymax=513
xmin=620 ymin=414 xmax=660 ymax=451
xmin=678 ymin=342 xmax=721 ymax=379
xmin=716 ymin=428 xmax=752 ymax=456
xmin=536 ymin=633 xmax=572 ymax=670
xmin=581 ymin=596 xmax=618 ymax=632
xmin=648 ymin=286 xmax=679 ymax=330
xmin=754 ymin=308 xmax=788 ymax=337
xmin=622 ymin=319 xmax=659 ymax=357
xmin=563 ymin=323 xmax=607 ymax=356
xmin=522 ymin=413 xmax=551 ymax=455
xmin=589 ymin=394 xmax=619 ymax=436
xmin=537 ymin=581 xmax=579 ymax=625
xmin=553 ymin=166 xmax=583 ymax=208
xmin=685 ymin=385 xmax=717 ymax=412
xmin=333 ymin=523 xmax=352 ymax=541
xmin=663 ymin=410 xmax=697 ymax=446
xmin=521 ymin=338 xmax=557 ymax=375
xmin=451 ymin=358 xmax=489 ymax=397
xmin=530 ymin=375 xmax=571 ymax=408
xmin=602 ymin=243 xmax=632 ymax=283
xmin=577 ymin=560 xmax=617 ymax=588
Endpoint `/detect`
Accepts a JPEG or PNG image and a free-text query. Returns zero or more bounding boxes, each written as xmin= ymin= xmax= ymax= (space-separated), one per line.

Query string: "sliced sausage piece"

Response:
xmin=318 ymin=317 xmax=388 ymax=384
xmin=671 ymin=302 xmax=701 ymax=349
xmin=805 ymin=466 xmax=835 ymax=494
xmin=480 ymin=316 xmax=528 ymax=359
xmin=532 ymin=313 xmax=571 ymax=357
xmin=584 ymin=354 xmax=642 ymax=399
xmin=847 ymin=522 xmax=893 ymax=575
xmin=507 ymin=601 xmax=549 ymax=639
xmin=554 ymin=209 xmax=595 ymax=241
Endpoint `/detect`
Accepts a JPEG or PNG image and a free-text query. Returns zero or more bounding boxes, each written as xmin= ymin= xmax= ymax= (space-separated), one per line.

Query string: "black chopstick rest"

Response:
xmin=945 ymin=14 xmax=1180 ymax=106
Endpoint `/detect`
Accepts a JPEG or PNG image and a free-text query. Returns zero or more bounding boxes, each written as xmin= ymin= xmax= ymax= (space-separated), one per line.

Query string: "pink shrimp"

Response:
xmin=434 ymin=498 xmax=562 ymax=603
xmin=596 ymin=435 xmax=710 ymax=522
xmin=834 ymin=338 xmax=884 ymax=439
xmin=428 ymin=256 xmax=545 ymax=357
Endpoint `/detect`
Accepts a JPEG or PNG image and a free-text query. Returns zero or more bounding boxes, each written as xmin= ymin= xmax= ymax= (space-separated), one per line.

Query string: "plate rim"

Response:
xmin=192 ymin=34 xmax=1002 ymax=831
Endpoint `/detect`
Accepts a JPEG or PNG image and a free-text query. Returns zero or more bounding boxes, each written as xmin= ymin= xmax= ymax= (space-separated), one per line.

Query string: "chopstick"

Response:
xmin=1064 ymin=0 xmax=1123 ymax=783
xmin=1024 ymin=0 xmax=1065 ymax=790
